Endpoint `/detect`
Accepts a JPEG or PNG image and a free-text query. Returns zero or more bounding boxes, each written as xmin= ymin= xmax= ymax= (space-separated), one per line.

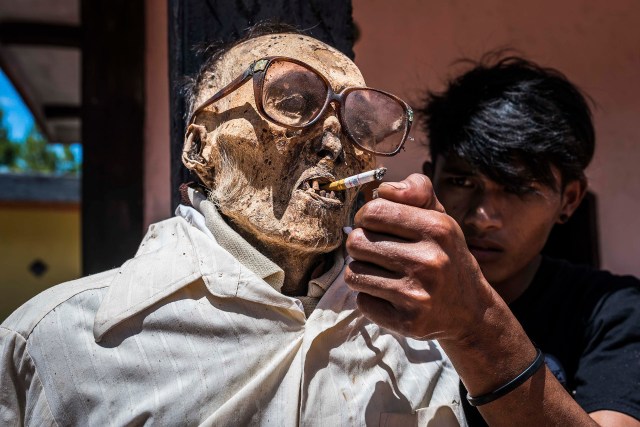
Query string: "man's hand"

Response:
xmin=344 ymin=173 xmax=492 ymax=342
xmin=345 ymin=174 xmax=610 ymax=427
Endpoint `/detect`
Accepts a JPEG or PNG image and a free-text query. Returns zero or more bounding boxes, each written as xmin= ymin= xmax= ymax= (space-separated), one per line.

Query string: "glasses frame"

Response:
xmin=189 ymin=56 xmax=413 ymax=157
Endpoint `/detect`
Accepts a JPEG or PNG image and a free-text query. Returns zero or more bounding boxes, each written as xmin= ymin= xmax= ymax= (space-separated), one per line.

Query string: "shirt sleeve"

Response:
xmin=0 ymin=327 xmax=27 ymax=426
xmin=573 ymin=284 xmax=640 ymax=420
xmin=0 ymin=327 xmax=56 ymax=426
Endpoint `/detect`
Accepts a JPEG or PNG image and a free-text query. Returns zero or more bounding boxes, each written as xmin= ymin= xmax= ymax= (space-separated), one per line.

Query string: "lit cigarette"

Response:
xmin=322 ymin=168 xmax=387 ymax=191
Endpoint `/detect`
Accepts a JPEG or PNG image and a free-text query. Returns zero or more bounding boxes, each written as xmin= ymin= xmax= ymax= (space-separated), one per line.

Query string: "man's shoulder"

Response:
xmin=537 ymin=257 xmax=640 ymax=321
xmin=516 ymin=257 xmax=640 ymax=325
xmin=1 ymin=268 xmax=117 ymax=339
xmin=541 ymin=256 xmax=640 ymax=294
xmin=1 ymin=215 xmax=214 ymax=340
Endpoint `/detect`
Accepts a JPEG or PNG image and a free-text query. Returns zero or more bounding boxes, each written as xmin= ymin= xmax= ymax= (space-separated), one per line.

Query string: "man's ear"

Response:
xmin=182 ymin=124 xmax=209 ymax=170
xmin=422 ymin=160 xmax=434 ymax=178
xmin=558 ymin=178 xmax=588 ymax=224
xmin=182 ymin=124 xmax=218 ymax=189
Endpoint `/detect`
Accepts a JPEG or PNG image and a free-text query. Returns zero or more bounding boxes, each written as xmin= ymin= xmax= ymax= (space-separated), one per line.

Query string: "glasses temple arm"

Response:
xmin=187 ymin=66 xmax=255 ymax=125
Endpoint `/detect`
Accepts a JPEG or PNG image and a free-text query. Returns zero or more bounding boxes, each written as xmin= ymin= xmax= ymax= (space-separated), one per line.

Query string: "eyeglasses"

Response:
xmin=189 ymin=56 xmax=413 ymax=156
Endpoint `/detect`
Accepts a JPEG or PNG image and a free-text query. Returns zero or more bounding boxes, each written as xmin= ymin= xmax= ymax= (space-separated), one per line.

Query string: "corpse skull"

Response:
xmin=182 ymin=34 xmax=375 ymax=261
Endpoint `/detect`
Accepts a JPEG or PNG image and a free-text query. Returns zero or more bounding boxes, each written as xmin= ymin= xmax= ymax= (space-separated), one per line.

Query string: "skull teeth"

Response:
xmin=301 ymin=179 xmax=340 ymax=200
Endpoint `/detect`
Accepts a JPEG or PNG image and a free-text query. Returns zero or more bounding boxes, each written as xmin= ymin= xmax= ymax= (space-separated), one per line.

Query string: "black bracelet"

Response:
xmin=466 ymin=348 xmax=545 ymax=407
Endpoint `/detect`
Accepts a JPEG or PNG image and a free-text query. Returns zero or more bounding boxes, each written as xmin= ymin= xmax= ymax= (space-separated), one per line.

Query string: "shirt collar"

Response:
xmin=185 ymin=187 xmax=285 ymax=291
xmin=182 ymin=186 xmax=345 ymax=296
xmin=93 ymin=188 xmax=347 ymax=342
xmin=93 ymin=215 xmax=220 ymax=341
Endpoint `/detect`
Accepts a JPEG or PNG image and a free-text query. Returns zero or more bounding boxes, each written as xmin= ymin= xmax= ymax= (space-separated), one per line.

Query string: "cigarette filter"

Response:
xmin=322 ymin=167 xmax=387 ymax=191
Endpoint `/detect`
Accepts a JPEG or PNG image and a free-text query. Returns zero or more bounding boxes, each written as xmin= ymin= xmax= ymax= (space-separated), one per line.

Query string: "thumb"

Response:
xmin=376 ymin=173 xmax=445 ymax=213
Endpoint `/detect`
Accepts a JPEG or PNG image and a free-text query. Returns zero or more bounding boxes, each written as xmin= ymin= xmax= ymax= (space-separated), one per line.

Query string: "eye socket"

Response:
xmin=347 ymin=116 xmax=373 ymax=141
xmin=269 ymin=93 xmax=313 ymax=120
xmin=262 ymin=61 xmax=327 ymax=127
xmin=343 ymin=89 xmax=407 ymax=155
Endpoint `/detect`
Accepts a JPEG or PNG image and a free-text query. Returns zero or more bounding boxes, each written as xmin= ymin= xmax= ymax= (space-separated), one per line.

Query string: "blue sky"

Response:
xmin=0 ymin=68 xmax=82 ymax=166
xmin=0 ymin=68 xmax=34 ymax=141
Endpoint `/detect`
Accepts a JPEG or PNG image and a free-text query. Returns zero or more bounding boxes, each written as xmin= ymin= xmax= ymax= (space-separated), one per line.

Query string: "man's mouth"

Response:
xmin=466 ymin=238 xmax=504 ymax=262
xmin=295 ymin=173 xmax=345 ymax=206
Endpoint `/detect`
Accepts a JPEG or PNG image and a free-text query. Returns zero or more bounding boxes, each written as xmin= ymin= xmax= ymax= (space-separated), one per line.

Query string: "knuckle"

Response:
xmin=356 ymin=199 xmax=393 ymax=229
xmin=361 ymin=198 xmax=386 ymax=219
xmin=409 ymin=249 xmax=451 ymax=282
xmin=428 ymin=219 xmax=449 ymax=239
xmin=433 ymin=252 xmax=452 ymax=272
xmin=425 ymin=214 xmax=457 ymax=244
xmin=343 ymin=265 xmax=360 ymax=285
xmin=404 ymin=283 xmax=430 ymax=305
xmin=345 ymin=228 xmax=366 ymax=250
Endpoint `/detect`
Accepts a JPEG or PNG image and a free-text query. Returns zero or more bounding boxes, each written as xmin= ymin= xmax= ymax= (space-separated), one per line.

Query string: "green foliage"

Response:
xmin=61 ymin=144 xmax=81 ymax=174
xmin=0 ymin=110 xmax=19 ymax=170
xmin=0 ymin=109 xmax=80 ymax=175
xmin=0 ymin=110 xmax=8 ymax=141
xmin=21 ymin=128 xmax=58 ymax=173
xmin=0 ymin=138 xmax=19 ymax=170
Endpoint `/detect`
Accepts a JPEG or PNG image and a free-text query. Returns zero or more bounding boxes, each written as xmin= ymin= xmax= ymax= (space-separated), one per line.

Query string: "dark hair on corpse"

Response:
xmin=419 ymin=51 xmax=595 ymax=191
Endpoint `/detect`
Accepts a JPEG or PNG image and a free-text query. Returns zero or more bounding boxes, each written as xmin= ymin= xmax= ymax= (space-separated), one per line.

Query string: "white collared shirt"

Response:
xmin=1 ymin=213 xmax=464 ymax=426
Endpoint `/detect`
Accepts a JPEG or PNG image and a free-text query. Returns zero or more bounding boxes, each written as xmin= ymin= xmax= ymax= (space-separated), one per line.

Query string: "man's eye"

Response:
xmin=504 ymin=184 xmax=540 ymax=197
xmin=447 ymin=177 xmax=474 ymax=188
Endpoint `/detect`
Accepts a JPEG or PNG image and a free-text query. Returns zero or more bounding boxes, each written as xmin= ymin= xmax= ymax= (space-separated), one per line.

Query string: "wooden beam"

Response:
xmin=0 ymin=21 xmax=81 ymax=48
xmin=43 ymin=104 xmax=81 ymax=119
xmin=81 ymin=0 xmax=145 ymax=274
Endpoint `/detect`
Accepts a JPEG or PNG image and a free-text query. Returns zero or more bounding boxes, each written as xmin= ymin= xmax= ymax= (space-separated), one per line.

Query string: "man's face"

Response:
xmin=432 ymin=155 xmax=565 ymax=289
xmin=188 ymin=34 xmax=375 ymax=254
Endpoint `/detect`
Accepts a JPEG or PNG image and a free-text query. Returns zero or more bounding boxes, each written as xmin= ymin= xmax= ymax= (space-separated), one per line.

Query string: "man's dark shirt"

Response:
xmin=462 ymin=256 xmax=640 ymax=425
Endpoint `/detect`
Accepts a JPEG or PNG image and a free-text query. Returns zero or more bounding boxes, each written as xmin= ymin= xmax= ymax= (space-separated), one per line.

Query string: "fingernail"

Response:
xmin=380 ymin=182 xmax=408 ymax=190
xmin=343 ymin=226 xmax=353 ymax=234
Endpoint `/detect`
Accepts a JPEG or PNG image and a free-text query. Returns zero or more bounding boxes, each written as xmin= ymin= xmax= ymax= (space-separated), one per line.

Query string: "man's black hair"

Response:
xmin=420 ymin=53 xmax=595 ymax=191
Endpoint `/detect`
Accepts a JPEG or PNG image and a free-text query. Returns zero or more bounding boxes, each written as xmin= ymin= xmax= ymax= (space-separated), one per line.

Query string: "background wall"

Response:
xmin=0 ymin=204 xmax=80 ymax=320
xmin=352 ymin=0 xmax=640 ymax=277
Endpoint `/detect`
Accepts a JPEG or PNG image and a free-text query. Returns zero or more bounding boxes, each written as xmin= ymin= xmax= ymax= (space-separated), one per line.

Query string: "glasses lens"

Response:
xmin=344 ymin=89 xmax=408 ymax=155
xmin=262 ymin=60 xmax=328 ymax=127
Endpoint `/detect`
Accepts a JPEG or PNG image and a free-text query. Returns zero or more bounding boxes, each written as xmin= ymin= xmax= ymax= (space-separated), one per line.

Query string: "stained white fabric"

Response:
xmin=1 ymin=211 xmax=465 ymax=426
xmin=183 ymin=188 xmax=286 ymax=291
xmin=177 ymin=187 xmax=341 ymax=316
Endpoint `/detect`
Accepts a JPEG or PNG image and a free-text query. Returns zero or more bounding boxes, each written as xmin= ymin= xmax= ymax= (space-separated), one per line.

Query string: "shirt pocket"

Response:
xmin=380 ymin=404 xmax=461 ymax=427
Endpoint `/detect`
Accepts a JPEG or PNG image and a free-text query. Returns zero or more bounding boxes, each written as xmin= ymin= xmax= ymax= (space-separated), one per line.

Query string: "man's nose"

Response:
xmin=463 ymin=192 xmax=503 ymax=232
xmin=313 ymin=115 xmax=344 ymax=162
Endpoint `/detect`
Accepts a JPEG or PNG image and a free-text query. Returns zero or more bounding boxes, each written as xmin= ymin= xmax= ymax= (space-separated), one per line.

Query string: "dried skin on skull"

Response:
xmin=183 ymin=33 xmax=375 ymax=261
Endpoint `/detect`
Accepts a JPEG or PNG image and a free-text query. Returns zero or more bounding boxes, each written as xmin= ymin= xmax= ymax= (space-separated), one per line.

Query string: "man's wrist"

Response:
xmin=466 ymin=347 xmax=545 ymax=406
xmin=438 ymin=287 xmax=538 ymax=398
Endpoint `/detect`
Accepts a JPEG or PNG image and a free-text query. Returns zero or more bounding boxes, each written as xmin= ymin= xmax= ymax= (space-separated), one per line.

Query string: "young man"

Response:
xmin=345 ymin=56 xmax=640 ymax=426
xmin=0 ymin=27 xmax=464 ymax=425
